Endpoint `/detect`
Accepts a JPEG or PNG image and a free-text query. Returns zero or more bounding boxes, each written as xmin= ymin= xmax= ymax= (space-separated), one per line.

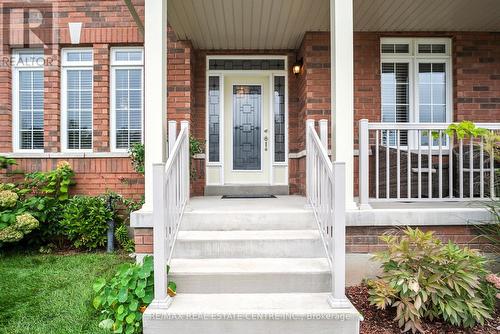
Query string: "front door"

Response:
xmin=224 ymin=75 xmax=270 ymax=184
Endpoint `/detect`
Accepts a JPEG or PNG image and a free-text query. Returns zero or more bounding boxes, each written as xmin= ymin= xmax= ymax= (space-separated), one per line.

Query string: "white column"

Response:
xmin=330 ymin=0 xmax=355 ymax=209
xmin=143 ymin=0 xmax=168 ymax=211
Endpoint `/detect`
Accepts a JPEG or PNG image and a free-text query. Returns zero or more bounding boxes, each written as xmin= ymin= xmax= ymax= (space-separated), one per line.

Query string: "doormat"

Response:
xmin=221 ymin=195 xmax=277 ymax=199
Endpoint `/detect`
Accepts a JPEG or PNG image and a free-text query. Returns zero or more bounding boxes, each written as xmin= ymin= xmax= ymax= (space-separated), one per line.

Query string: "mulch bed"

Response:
xmin=346 ymin=285 xmax=500 ymax=334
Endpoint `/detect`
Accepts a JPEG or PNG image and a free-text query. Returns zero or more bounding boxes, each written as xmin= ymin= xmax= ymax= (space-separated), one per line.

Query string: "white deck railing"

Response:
xmin=359 ymin=119 xmax=500 ymax=207
xmin=152 ymin=120 xmax=190 ymax=305
xmin=306 ymin=119 xmax=347 ymax=306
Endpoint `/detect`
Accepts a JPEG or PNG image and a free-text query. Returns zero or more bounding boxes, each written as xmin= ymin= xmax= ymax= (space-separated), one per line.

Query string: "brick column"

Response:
xmin=93 ymin=44 xmax=110 ymax=152
xmin=0 ymin=46 xmax=12 ymax=152
xmin=44 ymin=47 xmax=60 ymax=152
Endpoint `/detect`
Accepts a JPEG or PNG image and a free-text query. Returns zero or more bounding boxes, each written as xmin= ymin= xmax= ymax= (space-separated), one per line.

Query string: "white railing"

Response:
xmin=306 ymin=119 xmax=347 ymax=307
xmin=152 ymin=120 xmax=190 ymax=305
xmin=359 ymin=119 xmax=500 ymax=206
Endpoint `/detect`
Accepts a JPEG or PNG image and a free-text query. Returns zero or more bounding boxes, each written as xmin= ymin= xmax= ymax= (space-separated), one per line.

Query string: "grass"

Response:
xmin=0 ymin=252 xmax=131 ymax=334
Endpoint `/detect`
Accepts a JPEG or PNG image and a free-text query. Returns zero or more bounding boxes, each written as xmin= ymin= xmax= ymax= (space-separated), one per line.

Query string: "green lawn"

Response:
xmin=0 ymin=252 xmax=131 ymax=334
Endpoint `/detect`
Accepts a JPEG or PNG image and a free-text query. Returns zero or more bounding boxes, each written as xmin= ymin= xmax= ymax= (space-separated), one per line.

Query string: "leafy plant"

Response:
xmin=367 ymin=227 xmax=497 ymax=333
xmin=189 ymin=135 xmax=203 ymax=156
xmin=25 ymin=160 xmax=75 ymax=201
xmin=0 ymin=156 xmax=17 ymax=169
xmin=471 ymin=199 xmax=500 ymax=255
xmin=93 ymin=256 xmax=177 ymax=334
xmin=115 ymin=224 xmax=135 ymax=253
xmin=60 ymin=195 xmax=113 ymax=250
xmin=189 ymin=135 xmax=204 ymax=181
xmin=93 ymin=256 xmax=155 ymax=334
xmin=129 ymin=143 xmax=145 ymax=175
xmin=445 ymin=121 xmax=490 ymax=140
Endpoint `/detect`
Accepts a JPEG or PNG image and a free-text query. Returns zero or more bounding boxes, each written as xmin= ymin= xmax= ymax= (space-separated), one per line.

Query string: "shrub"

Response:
xmin=0 ymin=156 xmax=17 ymax=169
xmin=26 ymin=160 xmax=75 ymax=201
xmin=367 ymin=227 xmax=497 ymax=333
xmin=93 ymin=256 xmax=155 ymax=334
xmin=60 ymin=196 xmax=113 ymax=250
xmin=0 ymin=213 xmax=39 ymax=243
xmin=0 ymin=190 xmax=18 ymax=208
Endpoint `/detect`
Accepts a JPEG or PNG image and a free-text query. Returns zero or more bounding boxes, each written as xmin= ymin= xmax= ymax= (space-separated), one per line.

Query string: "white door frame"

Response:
xmin=205 ymin=55 xmax=289 ymax=186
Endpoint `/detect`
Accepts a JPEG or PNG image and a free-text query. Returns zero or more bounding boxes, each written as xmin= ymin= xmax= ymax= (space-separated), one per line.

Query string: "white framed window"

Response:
xmin=12 ymin=49 xmax=45 ymax=152
xmin=61 ymin=48 xmax=93 ymax=152
xmin=380 ymin=38 xmax=452 ymax=146
xmin=110 ymin=47 xmax=144 ymax=151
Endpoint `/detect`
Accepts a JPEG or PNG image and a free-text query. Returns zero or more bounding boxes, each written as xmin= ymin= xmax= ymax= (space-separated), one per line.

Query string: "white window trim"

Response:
xmin=60 ymin=48 xmax=94 ymax=153
xmin=110 ymin=47 xmax=144 ymax=152
xmin=12 ymin=49 xmax=45 ymax=153
xmin=380 ymin=38 xmax=453 ymax=149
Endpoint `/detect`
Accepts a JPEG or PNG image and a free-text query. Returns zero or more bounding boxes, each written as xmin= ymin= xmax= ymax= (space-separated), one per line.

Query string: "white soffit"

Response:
xmin=354 ymin=0 xmax=500 ymax=32
xmin=167 ymin=0 xmax=330 ymax=50
xmin=167 ymin=0 xmax=500 ymax=50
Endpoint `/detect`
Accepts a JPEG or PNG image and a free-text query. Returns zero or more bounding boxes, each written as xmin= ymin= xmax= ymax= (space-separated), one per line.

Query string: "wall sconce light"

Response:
xmin=292 ymin=58 xmax=303 ymax=76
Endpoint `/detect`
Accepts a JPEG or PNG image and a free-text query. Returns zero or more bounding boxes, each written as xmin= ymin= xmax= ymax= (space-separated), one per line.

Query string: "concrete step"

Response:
xmin=144 ymin=293 xmax=361 ymax=334
xmin=170 ymin=258 xmax=331 ymax=293
xmin=181 ymin=210 xmax=316 ymax=231
xmin=173 ymin=230 xmax=325 ymax=258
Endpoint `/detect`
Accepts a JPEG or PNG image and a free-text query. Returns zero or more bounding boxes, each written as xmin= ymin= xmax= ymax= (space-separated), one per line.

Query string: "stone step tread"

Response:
xmin=146 ymin=293 xmax=359 ymax=315
xmin=176 ymin=230 xmax=320 ymax=241
xmin=170 ymin=258 xmax=330 ymax=274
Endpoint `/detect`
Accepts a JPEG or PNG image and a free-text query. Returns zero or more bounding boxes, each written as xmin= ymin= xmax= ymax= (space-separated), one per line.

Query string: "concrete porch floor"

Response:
xmin=185 ymin=195 xmax=491 ymax=227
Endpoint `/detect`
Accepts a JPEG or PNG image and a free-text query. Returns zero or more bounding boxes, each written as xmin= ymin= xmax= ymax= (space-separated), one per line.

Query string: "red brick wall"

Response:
xmin=454 ymin=32 xmax=500 ymax=121
xmin=1 ymin=157 xmax=143 ymax=200
xmin=0 ymin=1 xmax=195 ymax=200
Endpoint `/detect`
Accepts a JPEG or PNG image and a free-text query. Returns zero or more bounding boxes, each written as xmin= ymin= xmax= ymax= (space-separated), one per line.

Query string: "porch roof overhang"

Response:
xmin=167 ymin=0 xmax=500 ymax=50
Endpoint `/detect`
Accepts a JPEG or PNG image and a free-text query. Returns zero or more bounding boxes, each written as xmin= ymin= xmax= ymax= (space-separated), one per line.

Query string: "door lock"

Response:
xmin=264 ymin=136 xmax=269 ymax=151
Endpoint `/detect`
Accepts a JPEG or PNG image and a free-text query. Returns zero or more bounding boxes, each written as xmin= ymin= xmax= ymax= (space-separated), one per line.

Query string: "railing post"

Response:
xmin=306 ymin=119 xmax=315 ymax=203
xmin=328 ymin=162 xmax=350 ymax=308
xmin=151 ymin=163 xmax=172 ymax=308
xmin=319 ymin=119 xmax=328 ymax=151
xmin=181 ymin=121 xmax=190 ymax=201
xmin=358 ymin=119 xmax=371 ymax=209
xmin=168 ymin=121 xmax=177 ymax=156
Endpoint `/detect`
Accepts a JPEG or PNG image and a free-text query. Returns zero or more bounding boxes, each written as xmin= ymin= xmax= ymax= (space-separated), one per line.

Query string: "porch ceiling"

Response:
xmin=167 ymin=0 xmax=500 ymax=50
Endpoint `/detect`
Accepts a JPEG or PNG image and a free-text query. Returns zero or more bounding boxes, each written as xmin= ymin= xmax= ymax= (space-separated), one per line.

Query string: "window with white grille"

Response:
xmin=61 ymin=49 xmax=93 ymax=151
xmin=380 ymin=38 xmax=452 ymax=146
xmin=12 ymin=49 xmax=44 ymax=151
xmin=110 ymin=48 xmax=144 ymax=151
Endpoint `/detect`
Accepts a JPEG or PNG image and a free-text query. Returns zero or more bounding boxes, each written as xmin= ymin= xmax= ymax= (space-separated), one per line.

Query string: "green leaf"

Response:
xmin=125 ymin=312 xmax=136 ymax=324
xmin=118 ymin=288 xmax=129 ymax=303
xmin=143 ymin=291 xmax=154 ymax=304
xmin=93 ymin=296 xmax=103 ymax=309
xmin=135 ymin=287 xmax=145 ymax=298
xmin=129 ymin=299 xmax=139 ymax=312
xmin=98 ymin=319 xmax=114 ymax=330
xmin=117 ymin=305 xmax=125 ymax=315
xmin=93 ymin=278 xmax=107 ymax=292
